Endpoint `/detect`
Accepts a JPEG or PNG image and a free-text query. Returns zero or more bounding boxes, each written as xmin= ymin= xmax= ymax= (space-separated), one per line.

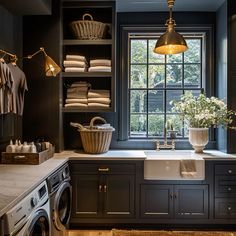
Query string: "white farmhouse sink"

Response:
xmin=144 ymin=150 xmax=205 ymax=180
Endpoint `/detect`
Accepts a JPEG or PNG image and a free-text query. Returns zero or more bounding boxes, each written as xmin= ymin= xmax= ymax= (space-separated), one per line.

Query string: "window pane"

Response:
xmin=130 ymin=90 xmax=147 ymax=113
xmin=130 ymin=114 xmax=147 ymax=137
xmin=184 ymin=89 xmax=202 ymax=97
xmin=148 ymin=40 xmax=165 ymax=63
xmin=148 ymin=65 xmax=165 ymax=88
xmin=184 ymin=120 xmax=189 ymax=137
xmin=166 ymin=114 xmax=183 ymax=138
xmin=167 ymin=53 xmax=182 ymax=63
xmin=148 ymin=90 xmax=164 ymax=113
xmin=166 ymin=65 xmax=182 ymax=87
xmin=131 ymin=40 xmax=147 ymax=63
xmin=148 ymin=115 xmax=164 ymax=137
xmin=166 ymin=90 xmax=183 ymax=113
xmin=130 ymin=65 xmax=147 ymax=88
xmin=184 ymin=39 xmax=201 ymax=63
xmin=184 ymin=64 xmax=201 ymax=88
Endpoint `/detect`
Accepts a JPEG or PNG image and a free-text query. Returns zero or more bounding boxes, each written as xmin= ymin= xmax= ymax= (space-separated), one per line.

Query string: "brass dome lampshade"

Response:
xmin=154 ymin=0 xmax=188 ymax=55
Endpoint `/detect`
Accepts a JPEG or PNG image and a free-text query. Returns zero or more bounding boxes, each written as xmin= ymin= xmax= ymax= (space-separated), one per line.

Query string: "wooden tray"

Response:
xmin=1 ymin=147 xmax=54 ymax=165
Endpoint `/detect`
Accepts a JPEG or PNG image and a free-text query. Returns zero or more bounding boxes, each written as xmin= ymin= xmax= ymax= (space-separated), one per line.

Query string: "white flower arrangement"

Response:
xmin=170 ymin=91 xmax=236 ymax=128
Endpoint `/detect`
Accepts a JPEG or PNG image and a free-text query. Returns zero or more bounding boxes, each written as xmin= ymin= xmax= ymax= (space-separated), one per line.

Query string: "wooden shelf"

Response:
xmin=63 ymin=39 xmax=112 ymax=45
xmin=62 ymin=107 xmax=112 ymax=113
xmin=61 ymin=72 xmax=112 ymax=77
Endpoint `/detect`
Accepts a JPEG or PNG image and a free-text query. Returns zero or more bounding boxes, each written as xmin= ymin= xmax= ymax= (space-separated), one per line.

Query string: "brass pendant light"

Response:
xmin=154 ymin=0 xmax=188 ymax=55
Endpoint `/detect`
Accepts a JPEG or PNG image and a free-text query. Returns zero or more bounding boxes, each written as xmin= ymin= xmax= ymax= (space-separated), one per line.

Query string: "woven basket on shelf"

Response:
xmin=70 ymin=117 xmax=115 ymax=154
xmin=70 ymin=13 xmax=107 ymax=40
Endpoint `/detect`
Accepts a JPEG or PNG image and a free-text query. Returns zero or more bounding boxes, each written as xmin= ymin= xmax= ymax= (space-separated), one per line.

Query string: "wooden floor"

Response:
xmin=67 ymin=230 xmax=236 ymax=236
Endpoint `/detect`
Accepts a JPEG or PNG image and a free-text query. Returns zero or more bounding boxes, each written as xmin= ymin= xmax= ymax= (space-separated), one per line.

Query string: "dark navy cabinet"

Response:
xmin=141 ymin=184 xmax=208 ymax=220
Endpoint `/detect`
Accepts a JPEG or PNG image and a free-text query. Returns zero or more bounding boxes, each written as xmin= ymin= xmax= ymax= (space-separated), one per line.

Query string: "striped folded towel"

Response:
xmin=65 ymin=67 xmax=87 ymax=72
xmin=88 ymin=103 xmax=110 ymax=108
xmin=66 ymin=55 xmax=86 ymax=62
xmin=65 ymin=98 xmax=88 ymax=104
xmin=63 ymin=60 xmax=87 ymax=68
xmin=65 ymin=103 xmax=88 ymax=108
xmin=88 ymin=97 xmax=111 ymax=105
xmin=88 ymin=66 xmax=111 ymax=72
xmin=88 ymin=90 xmax=110 ymax=98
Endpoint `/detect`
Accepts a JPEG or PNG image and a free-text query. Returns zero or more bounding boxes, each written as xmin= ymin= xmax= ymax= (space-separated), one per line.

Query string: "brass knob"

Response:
xmin=228 ymin=206 xmax=232 ymax=211
xmin=228 ymin=187 xmax=232 ymax=191
xmin=99 ymin=185 xmax=102 ymax=193
xmin=104 ymin=185 xmax=107 ymax=193
xmin=98 ymin=168 xmax=109 ymax=172
xmin=228 ymin=170 xmax=232 ymax=174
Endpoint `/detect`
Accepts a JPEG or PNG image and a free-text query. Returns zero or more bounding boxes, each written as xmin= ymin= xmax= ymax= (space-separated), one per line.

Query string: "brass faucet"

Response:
xmin=155 ymin=124 xmax=175 ymax=151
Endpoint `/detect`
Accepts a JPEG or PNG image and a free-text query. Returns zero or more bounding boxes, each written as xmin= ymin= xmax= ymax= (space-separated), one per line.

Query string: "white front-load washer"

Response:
xmin=4 ymin=181 xmax=51 ymax=236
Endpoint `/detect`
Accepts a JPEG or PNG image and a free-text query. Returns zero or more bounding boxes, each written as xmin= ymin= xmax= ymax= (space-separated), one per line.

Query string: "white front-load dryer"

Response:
xmin=4 ymin=181 xmax=51 ymax=236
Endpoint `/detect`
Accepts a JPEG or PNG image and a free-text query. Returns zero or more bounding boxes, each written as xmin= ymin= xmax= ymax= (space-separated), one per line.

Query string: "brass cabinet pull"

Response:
xmin=99 ymin=185 xmax=102 ymax=193
xmin=228 ymin=206 xmax=232 ymax=211
xmin=228 ymin=169 xmax=232 ymax=174
xmin=104 ymin=185 xmax=107 ymax=193
xmin=228 ymin=187 xmax=232 ymax=191
xmin=98 ymin=168 xmax=109 ymax=172
xmin=170 ymin=194 xmax=173 ymax=199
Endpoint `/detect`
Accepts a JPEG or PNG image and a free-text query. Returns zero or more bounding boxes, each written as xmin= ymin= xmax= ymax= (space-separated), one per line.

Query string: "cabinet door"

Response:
xmin=103 ymin=174 xmax=135 ymax=218
xmin=174 ymin=185 xmax=208 ymax=219
xmin=71 ymin=174 xmax=102 ymax=218
xmin=140 ymin=184 xmax=173 ymax=219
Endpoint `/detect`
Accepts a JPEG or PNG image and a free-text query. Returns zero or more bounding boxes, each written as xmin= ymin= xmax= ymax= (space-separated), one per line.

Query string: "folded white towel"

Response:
xmin=90 ymin=59 xmax=111 ymax=67
xmin=65 ymin=98 xmax=88 ymax=104
xmin=88 ymin=90 xmax=110 ymax=98
xmin=66 ymin=55 xmax=86 ymax=62
xmin=180 ymin=160 xmax=197 ymax=178
xmin=63 ymin=60 xmax=87 ymax=68
xmin=88 ymin=66 xmax=111 ymax=72
xmin=65 ymin=103 xmax=88 ymax=108
xmin=88 ymin=97 xmax=111 ymax=105
xmin=88 ymin=103 xmax=110 ymax=108
xmin=65 ymin=67 xmax=87 ymax=72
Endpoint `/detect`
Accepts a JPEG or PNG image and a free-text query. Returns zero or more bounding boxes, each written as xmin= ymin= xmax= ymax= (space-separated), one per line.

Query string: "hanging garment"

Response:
xmin=0 ymin=61 xmax=14 ymax=114
xmin=7 ymin=63 xmax=28 ymax=116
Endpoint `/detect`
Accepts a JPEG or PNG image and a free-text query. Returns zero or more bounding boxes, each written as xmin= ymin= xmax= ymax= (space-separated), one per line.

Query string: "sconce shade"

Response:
xmin=44 ymin=55 xmax=61 ymax=77
xmin=154 ymin=24 xmax=188 ymax=55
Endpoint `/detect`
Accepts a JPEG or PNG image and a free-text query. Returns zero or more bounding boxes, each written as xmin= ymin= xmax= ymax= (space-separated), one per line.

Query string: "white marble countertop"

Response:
xmin=0 ymin=149 xmax=236 ymax=218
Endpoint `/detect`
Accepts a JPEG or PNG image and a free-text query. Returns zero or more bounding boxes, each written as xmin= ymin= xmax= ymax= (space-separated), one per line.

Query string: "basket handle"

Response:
xmin=70 ymin=122 xmax=85 ymax=131
xmin=90 ymin=116 xmax=107 ymax=129
xmin=82 ymin=13 xmax=93 ymax=21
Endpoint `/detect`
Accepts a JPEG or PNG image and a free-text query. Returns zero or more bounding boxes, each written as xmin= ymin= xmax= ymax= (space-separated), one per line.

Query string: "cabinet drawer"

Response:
xmin=70 ymin=163 xmax=135 ymax=174
xmin=215 ymin=176 xmax=236 ymax=197
xmin=215 ymin=165 xmax=236 ymax=175
xmin=215 ymin=198 xmax=236 ymax=219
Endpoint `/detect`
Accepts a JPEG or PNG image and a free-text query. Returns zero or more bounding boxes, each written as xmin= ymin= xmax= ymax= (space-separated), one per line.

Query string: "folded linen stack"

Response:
xmin=88 ymin=89 xmax=111 ymax=109
xmin=64 ymin=55 xmax=87 ymax=72
xmin=88 ymin=59 xmax=111 ymax=72
xmin=65 ymin=82 xmax=90 ymax=108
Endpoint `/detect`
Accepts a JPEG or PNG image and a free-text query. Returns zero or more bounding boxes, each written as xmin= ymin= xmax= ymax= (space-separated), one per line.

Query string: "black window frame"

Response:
xmin=118 ymin=25 xmax=215 ymax=149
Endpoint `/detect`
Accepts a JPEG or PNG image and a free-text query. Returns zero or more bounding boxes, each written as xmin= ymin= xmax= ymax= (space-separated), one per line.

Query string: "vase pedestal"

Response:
xmin=189 ymin=128 xmax=209 ymax=153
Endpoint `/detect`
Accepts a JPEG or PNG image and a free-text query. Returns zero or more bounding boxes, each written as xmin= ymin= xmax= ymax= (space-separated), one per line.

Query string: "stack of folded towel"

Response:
xmin=63 ymin=55 xmax=87 ymax=72
xmin=88 ymin=89 xmax=111 ymax=108
xmin=88 ymin=59 xmax=111 ymax=72
xmin=65 ymin=82 xmax=90 ymax=108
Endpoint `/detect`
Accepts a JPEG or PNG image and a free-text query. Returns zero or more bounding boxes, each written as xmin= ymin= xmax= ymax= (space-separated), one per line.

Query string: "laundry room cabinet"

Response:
xmin=140 ymin=184 xmax=209 ymax=219
xmin=69 ymin=160 xmax=138 ymax=225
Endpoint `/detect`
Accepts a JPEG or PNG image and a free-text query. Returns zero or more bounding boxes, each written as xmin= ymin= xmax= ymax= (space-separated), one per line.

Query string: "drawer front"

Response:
xmin=215 ymin=165 xmax=236 ymax=175
xmin=70 ymin=163 xmax=135 ymax=174
xmin=215 ymin=198 xmax=236 ymax=219
xmin=215 ymin=176 xmax=236 ymax=197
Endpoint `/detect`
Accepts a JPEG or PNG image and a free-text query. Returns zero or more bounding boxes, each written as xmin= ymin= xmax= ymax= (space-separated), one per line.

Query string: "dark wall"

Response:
xmin=0 ymin=6 xmax=22 ymax=152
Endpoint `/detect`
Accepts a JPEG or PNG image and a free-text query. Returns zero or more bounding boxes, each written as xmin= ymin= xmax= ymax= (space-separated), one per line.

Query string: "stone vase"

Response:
xmin=189 ymin=128 xmax=209 ymax=153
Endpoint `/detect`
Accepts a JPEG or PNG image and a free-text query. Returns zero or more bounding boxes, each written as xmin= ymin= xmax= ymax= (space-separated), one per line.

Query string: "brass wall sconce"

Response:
xmin=0 ymin=47 xmax=61 ymax=77
xmin=25 ymin=47 xmax=61 ymax=77
xmin=154 ymin=0 xmax=188 ymax=55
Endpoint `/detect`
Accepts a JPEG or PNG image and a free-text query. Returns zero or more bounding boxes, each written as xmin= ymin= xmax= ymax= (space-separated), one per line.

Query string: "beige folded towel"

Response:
xmin=90 ymin=59 xmax=111 ymax=67
xmin=63 ymin=60 xmax=87 ymax=68
xmin=66 ymin=55 xmax=86 ymax=62
xmin=67 ymin=87 xmax=88 ymax=93
xmin=180 ymin=160 xmax=197 ymax=178
xmin=67 ymin=91 xmax=87 ymax=99
xmin=88 ymin=66 xmax=111 ymax=72
xmin=88 ymin=103 xmax=110 ymax=108
xmin=88 ymin=97 xmax=111 ymax=105
xmin=88 ymin=90 xmax=110 ymax=98
xmin=65 ymin=98 xmax=88 ymax=104
xmin=64 ymin=103 xmax=88 ymax=108
xmin=65 ymin=67 xmax=87 ymax=72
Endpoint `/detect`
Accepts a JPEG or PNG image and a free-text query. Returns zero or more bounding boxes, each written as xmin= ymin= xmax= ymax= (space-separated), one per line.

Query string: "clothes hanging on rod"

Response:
xmin=7 ymin=63 xmax=28 ymax=116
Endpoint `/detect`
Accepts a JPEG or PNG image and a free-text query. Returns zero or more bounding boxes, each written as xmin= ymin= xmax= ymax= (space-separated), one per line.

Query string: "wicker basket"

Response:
xmin=70 ymin=117 xmax=115 ymax=154
xmin=70 ymin=13 xmax=107 ymax=40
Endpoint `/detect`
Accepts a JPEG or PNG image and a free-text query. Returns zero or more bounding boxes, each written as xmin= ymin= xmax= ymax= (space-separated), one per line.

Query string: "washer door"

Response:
xmin=53 ymin=181 xmax=72 ymax=231
xmin=27 ymin=209 xmax=50 ymax=236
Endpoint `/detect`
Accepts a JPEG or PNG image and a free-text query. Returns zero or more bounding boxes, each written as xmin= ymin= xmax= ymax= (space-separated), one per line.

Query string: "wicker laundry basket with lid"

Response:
xmin=70 ymin=116 xmax=115 ymax=154
xmin=70 ymin=13 xmax=107 ymax=40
